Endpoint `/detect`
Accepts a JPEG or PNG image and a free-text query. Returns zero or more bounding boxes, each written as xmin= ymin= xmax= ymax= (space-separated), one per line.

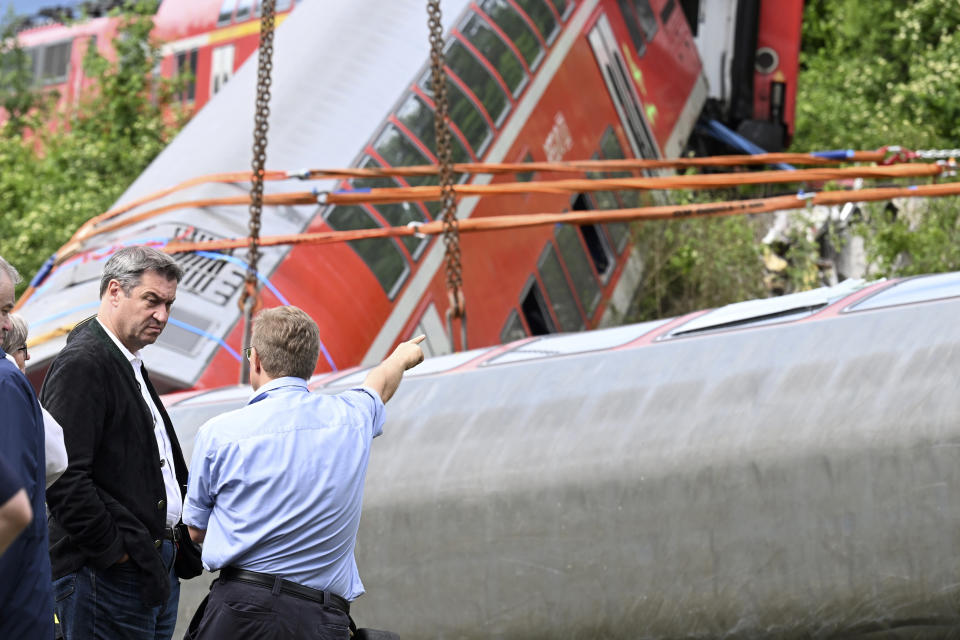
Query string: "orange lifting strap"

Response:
xmin=77 ymin=150 xmax=890 ymax=237
xmin=160 ymin=180 xmax=960 ymax=255
xmin=57 ymin=162 xmax=942 ymax=265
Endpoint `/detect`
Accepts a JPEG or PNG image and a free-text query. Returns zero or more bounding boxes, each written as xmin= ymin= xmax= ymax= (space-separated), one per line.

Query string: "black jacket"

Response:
xmin=42 ymin=317 xmax=193 ymax=606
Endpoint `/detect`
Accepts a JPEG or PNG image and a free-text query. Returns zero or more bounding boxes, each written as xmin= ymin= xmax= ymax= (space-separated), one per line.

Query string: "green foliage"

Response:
xmin=797 ymin=0 xmax=960 ymax=278
xmin=626 ymin=201 xmax=767 ymax=322
xmin=856 ymin=196 xmax=960 ymax=276
xmin=0 ymin=0 xmax=186 ymax=293
xmin=797 ymin=0 xmax=960 ymax=150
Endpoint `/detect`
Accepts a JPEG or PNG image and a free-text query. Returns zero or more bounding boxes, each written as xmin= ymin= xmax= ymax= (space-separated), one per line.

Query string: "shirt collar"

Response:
xmin=248 ymin=376 xmax=308 ymax=402
xmin=96 ymin=317 xmax=140 ymax=366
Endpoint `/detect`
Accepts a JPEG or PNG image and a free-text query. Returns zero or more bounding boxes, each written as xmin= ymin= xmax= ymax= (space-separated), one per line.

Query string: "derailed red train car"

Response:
xmin=20 ymin=0 xmax=801 ymax=394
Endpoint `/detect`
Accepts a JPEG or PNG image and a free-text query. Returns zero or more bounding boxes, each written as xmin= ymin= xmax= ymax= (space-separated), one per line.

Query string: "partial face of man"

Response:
xmin=0 ymin=272 xmax=14 ymax=339
xmin=106 ymin=270 xmax=177 ymax=353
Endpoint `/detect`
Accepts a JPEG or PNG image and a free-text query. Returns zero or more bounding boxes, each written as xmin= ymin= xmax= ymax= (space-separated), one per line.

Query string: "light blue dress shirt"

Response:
xmin=183 ymin=376 xmax=385 ymax=600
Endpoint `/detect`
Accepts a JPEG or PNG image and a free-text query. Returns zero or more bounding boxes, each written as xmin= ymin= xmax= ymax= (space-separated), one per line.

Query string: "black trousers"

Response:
xmin=186 ymin=578 xmax=351 ymax=640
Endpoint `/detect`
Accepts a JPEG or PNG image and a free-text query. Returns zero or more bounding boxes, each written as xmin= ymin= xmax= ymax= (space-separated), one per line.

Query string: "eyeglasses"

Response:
xmin=243 ymin=346 xmax=254 ymax=360
xmin=15 ymin=345 xmax=27 ymax=357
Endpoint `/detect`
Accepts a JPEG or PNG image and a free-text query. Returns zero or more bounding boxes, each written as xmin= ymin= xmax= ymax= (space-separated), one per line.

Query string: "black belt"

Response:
xmin=220 ymin=567 xmax=350 ymax=614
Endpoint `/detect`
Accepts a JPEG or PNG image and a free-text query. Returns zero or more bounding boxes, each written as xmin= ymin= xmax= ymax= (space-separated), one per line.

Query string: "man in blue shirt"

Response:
xmin=183 ymin=305 xmax=424 ymax=639
xmin=0 ymin=255 xmax=54 ymax=639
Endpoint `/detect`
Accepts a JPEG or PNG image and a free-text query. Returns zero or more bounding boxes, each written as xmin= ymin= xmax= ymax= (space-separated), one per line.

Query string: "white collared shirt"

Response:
xmin=97 ymin=318 xmax=182 ymax=528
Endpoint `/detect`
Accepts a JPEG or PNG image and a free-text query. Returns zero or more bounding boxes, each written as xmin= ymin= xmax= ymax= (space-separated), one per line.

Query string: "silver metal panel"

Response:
xmin=167 ymin=292 xmax=960 ymax=637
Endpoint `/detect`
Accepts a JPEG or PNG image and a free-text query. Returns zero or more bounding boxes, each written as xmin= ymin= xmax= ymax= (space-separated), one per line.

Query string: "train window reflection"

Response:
xmin=571 ymin=194 xmax=614 ymax=281
xmin=324 ymin=205 xmax=409 ymax=298
xmin=217 ymin=0 xmax=235 ymax=26
xmin=538 ymin=245 xmax=582 ymax=331
xmin=352 ymin=157 xmax=429 ymax=257
xmin=446 ymin=41 xmax=509 ymax=126
xmin=500 ymin=310 xmax=528 ymax=343
xmin=550 ymin=0 xmax=570 ymax=18
xmin=396 ymin=95 xmax=470 ymax=165
xmin=514 ymin=0 xmax=559 ymax=44
xmin=849 ymin=272 xmax=960 ymax=311
xmin=235 ymin=0 xmax=253 ymax=22
xmin=477 ymin=0 xmax=543 ymax=69
xmin=556 ymin=225 xmax=600 ymax=316
xmin=420 ymin=76 xmax=492 ymax=157
xmin=520 ymin=279 xmax=555 ymax=335
xmin=486 ymin=320 xmax=670 ymax=366
xmin=460 ymin=12 xmax=526 ymax=96
xmin=372 ymin=124 xmax=435 ymax=188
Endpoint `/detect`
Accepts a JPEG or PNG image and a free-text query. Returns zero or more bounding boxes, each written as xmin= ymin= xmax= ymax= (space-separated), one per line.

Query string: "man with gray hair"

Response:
xmin=183 ymin=306 xmax=424 ymax=639
xmin=0 ymin=255 xmax=54 ymax=638
xmin=41 ymin=245 xmax=202 ymax=640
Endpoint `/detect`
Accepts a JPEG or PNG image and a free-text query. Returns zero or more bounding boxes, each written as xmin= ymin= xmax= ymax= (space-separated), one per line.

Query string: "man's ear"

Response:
xmin=252 ymin=349 xmax=262 ymax=375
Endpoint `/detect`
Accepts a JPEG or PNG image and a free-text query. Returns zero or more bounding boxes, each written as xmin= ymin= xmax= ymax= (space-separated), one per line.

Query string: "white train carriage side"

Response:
xmin=165 ymin=270 xmax=960 ymax=638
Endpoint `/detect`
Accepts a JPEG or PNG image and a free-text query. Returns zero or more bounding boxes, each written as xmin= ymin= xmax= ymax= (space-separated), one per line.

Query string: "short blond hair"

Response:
xmin=252 ymin=306 xmax=320 ymax=380
xmin=1 ymin=313 xmax=28 ymax=353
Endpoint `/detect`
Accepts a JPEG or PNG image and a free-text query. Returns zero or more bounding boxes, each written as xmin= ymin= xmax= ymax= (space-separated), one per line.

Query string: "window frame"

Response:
xmin=321 ymin=204 xmax=411 ymax=300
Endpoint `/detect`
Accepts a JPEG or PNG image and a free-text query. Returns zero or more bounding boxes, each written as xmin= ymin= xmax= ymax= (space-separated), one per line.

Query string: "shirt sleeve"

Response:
xmin=41 ymin=407 xmax=68 ymax=489
xmin=345 ymin=386 xmax=386 ymax=437
xmin=0 ymin=453 xmax=23 ymax=505
xmin=182 ymin=425 xmax=215 ymax=530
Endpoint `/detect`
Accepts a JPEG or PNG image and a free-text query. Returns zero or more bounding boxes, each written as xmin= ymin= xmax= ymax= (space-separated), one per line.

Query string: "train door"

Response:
xmin=587 ymin=13 xmax=661 ymax=161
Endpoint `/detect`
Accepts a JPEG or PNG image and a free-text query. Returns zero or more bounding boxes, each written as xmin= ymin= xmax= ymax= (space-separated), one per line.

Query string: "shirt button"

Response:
xmin=154 ymin=539 xmax=162 ymax=548
xmin=157 ymin=499 xmax=166 ymax=510
xmin=159 ymin=459 xmax=166 ymax=467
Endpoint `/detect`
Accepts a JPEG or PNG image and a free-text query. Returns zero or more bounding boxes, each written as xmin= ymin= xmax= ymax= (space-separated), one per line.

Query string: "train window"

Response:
xmin=39 ymin=41 xmax=71 ymax=85
xmin=597 ymin=127 xmax=640 ymax=251
xmin=352 ymin=157 xmax=429 ymax=257
xmin=571 ymin=194 xmax=614 ymax=280
xmin=556 ymin=225 xmax=601 ymax=316
xmin=175 ymin=49 xmax=198 ymax=102
xmin=446 ymin=41 xmax=509 ymax=126
xmin=520 ymin=279 xmax=555 ymax=335
xmin=848 ymin=272 xmax=960 ymax=312
xmin=419 ymin=74 xmax=492 ymax=156
xmin=217 ymin=0 xmax=235 ymax=26
xmin=514 ymin=0 xmax=559 ymax=44
xmin=500 ymin=310 xmax=528 ymax=343
xmin=324 ymin=205 xmax=409 ymax=298
xmin=235 ymin=0 xmax=253 ymax=22
xmin=396 ymin=95 xmax=470 ymax=165
xmin=211 ymin=45 xmax=235 ymax=95
xmin=255 ymin=0 xmax=292 ymax=15
xmin=538 ymin=244 xmax=583 ymax=331
xmin=550 ymin=0 xmax=571 ymax=18
xmin=477 ymin=0 xmax=543 ymax=70
xmin=486 ymin=319 xmax=670 ymax=365
xmin=459 ymin=12 xmax=527 ymax=97
xmin=669 ymin=279 xmax=868 ymax=337
xmin=633 ymin=0 xmax=659 ymax=42
xmin=617 ymin=0 xmax=647 ymax=56
xmin=372 ymin=123 xmax=436 ymax=188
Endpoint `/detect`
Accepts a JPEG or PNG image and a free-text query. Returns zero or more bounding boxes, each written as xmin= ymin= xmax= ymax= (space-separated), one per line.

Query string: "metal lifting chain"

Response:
xmin=427 ymin=0 xmax=467 ymax=351
xmin=241 ymin=0 xmax=276 ymax=382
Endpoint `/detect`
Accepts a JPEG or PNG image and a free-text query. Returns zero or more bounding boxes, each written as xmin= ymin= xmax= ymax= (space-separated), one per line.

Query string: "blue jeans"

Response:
xmin=53 ymin=540 xmax=180 ymax=640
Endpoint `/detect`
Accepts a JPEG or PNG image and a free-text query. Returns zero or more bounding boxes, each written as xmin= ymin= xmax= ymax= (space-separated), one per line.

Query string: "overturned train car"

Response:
xmin=166 ymin=271 xmax=960 ymax=638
